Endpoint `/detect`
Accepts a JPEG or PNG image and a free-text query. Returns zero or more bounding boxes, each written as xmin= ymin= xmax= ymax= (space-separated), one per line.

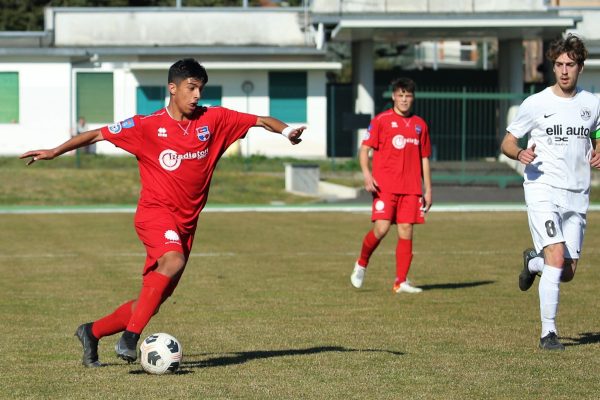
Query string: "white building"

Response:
xmin=1 ymin=1 xmax=600 ymax=158
xmin=0 ymin=7 xmax=340 ymax=158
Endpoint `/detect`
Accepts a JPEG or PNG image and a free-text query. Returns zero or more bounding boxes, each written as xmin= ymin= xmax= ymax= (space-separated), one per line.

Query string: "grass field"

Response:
xmin=0 ymin=155 xmax=361 ymax=206
xmin=2 ymin=211 xmax=600 ymax=399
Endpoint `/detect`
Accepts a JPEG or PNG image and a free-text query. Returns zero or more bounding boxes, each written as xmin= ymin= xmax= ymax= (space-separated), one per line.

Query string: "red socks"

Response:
xmin=91 ymin=300 xmax=135 ymax=340
xmin=126 ymin=271 xmax=172 ymax=334
xmin=395 ymin=239 xmax=413 ymax=284
xmin=89 ymin=271 xmax=173 ymax=339
xmin=358 ymin=230 xmax=382 ymax=267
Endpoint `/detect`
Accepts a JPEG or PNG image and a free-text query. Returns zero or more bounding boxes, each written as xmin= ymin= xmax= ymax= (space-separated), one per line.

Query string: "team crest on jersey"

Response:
xmin=415 ymin=124 xmax=422 ymax=135
xmin=581 ymin=107 xmax=591 ymax=121
xmin=196 ymin=126 xmax=211 ymax=142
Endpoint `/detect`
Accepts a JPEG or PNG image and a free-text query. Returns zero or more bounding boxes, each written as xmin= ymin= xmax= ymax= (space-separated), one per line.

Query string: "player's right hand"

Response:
xmin=518 ymin=144 xmax=536 ymax=164
xmin=363 ymin=175 xmax=379 ymax=193
xmin=19 ymin=149 xmax=56 ymax=165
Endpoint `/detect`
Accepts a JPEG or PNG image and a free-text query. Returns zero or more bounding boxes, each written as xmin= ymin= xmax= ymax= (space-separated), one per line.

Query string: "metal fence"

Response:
xmin=389 ymin=87 xmax=536 ymax=161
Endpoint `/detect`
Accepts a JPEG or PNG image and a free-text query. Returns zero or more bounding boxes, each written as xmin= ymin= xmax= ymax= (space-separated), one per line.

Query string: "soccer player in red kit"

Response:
xmin=20 ymin=58 xmax=305 ymax=367
xmin=350 ymin=77 xmax=432 ymax=293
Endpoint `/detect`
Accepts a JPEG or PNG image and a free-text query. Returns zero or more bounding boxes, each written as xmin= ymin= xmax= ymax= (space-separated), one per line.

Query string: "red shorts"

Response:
xmin=371 ymin=192 xmax=425 ymax=224
xmin=134 ymin=206 xmax=195 ymax=276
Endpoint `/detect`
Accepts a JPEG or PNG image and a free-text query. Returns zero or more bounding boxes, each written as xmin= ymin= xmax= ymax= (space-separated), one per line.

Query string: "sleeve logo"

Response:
xmin=108 ymin=117 xmax=135 ymax=134
xmin=108 ymin=122 xmax=122 ymax=134
xmin=121 ymin=118 xmax=135 ymax=128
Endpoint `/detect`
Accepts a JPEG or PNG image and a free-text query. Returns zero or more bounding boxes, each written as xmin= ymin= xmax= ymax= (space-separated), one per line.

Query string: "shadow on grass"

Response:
xmin=179 ymin=346 xmax=404 ymax=369
xmin=563 ymin=332 xmax=600 ymax=347
xmin=419 ymin=280 xmax=495 ymax=291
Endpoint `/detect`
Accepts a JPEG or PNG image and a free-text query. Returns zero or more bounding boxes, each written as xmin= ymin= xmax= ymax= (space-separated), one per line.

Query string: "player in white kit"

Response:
xmin=501 ymin=34 xmax=600 ymax=350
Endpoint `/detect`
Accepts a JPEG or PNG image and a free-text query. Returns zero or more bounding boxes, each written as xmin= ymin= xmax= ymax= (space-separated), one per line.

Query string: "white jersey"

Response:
xmin=507 ymin=87 xmax=600 ymax=206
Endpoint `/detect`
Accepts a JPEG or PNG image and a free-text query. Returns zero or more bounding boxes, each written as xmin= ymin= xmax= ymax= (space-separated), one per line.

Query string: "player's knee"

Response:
xmin=373 ymin=226 xmax=389 ymax=239
xmin=157 ymin=251 xmax=186 ymax=278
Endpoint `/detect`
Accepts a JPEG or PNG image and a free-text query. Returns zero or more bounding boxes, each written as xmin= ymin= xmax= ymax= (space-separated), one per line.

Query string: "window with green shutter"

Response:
xmin=199 ymin=86 xmax=222 ymax=107
xmin=0 ymin=72 xmax=19 ymax=123
xmin=269 ymin=72 xmax=307 ymax=123
xmin=137 ymin=86 xmax=166 ymax=115
xmin=76 ymin=72 xmax=113 ymax=123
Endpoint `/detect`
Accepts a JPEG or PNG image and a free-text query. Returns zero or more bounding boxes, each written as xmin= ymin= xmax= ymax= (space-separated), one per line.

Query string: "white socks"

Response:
xmin=539 ymin=265 xmax=562 ymax=338
xmin=528 ymin=256 xmax=545 ymax=274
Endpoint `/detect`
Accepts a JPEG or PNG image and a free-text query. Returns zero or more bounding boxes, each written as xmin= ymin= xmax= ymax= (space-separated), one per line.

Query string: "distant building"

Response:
xmin=1 ymin=1 xmax=599 ymax=157
xmin=0 ymin=6 xmax=340 ymax=157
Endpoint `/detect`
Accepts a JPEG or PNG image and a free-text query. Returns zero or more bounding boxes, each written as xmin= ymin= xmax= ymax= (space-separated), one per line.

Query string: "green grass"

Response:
xmin=0 ymin=155 xmax=361 ymax=206
xmin=1 ymin=211 xmax=600 ymax=398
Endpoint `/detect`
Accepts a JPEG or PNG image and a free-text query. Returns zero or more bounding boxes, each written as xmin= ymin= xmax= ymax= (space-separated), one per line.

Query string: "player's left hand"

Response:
xmin=19 ymin=149 xmax=57 ymax=165
xmin=287 ymin=126 xmax=305 ymax=145
xmin=590 ymin=150 xmax=600 ymax=169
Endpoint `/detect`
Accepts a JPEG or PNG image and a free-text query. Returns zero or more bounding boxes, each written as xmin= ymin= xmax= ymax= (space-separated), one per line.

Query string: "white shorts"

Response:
xmin=527 ymin=201 xmax=586 ymax=259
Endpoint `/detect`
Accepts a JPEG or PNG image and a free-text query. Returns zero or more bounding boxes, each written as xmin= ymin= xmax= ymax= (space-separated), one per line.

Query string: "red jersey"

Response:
xmin=362 ymin=109 xmax=431 ymax=195
xmin=101 ymin=106 xmax=257 ymax=231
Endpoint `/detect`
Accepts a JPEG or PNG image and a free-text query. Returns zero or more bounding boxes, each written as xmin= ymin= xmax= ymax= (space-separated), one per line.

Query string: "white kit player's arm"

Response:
xmin=501 ymin=132 xmax=536 ymax=164
xmin=590 ymin=137 xmax=600 ymax=169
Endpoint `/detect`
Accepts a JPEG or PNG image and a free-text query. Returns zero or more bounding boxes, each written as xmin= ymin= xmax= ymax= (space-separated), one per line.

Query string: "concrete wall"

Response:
xmin=311 ymin=0 xmax=546 ymax=13
xmin=0 ymin=62 xmax=72 ymax=155
xmin=52 ymin=10 xmax=308 ymax=47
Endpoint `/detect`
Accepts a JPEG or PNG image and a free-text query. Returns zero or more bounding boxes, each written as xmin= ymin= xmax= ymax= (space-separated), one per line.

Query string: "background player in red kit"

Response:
xmin=20 ymin=58 xmax=305 ymax=367
xmin=350 ymin=77 xmax=432 ymax=293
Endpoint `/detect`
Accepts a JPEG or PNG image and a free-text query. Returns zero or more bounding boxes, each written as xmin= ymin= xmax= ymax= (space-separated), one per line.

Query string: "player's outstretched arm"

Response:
xmin=254 ymin=116 xmax=305 ymax=145
xmin=20 ymin=129 xmax=104 ymax=165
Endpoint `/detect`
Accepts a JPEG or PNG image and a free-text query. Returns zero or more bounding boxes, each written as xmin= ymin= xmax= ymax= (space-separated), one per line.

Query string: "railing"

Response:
xmin=380 ymin=87 xmax=539 ymax=187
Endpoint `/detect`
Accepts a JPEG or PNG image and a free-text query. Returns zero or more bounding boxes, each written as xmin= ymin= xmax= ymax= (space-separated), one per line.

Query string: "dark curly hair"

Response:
xmin=546 ymin=34 xmax=588 ymax=65
xmin=391 ymin=77 xmax=416 ymax=94
xmin=168 ymin=58 xmax=208 ymax=85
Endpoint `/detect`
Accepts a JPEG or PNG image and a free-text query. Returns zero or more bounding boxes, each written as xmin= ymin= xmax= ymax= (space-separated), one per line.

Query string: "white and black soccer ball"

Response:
xmin=139 ymin=333 xmax=183 ymax=375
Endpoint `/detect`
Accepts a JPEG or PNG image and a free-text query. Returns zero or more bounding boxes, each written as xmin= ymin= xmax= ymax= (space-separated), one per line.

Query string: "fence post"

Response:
xmin=461 ymin=86 xmax=467 ymax=180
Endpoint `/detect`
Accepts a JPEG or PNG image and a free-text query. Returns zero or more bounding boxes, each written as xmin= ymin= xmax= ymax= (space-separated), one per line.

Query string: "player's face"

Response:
xmin=392 ymin=89 xmax=414 ymax=117
xmin=553 ymin=53 xmax=582 ymax=94
xmin=170 ymin=77 xmax=203 ymax=117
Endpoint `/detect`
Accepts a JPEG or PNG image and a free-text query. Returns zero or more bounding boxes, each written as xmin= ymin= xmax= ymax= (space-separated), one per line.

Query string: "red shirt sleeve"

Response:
xmin=419 ymin=120 xmax=432 ymax=158
xmin=213 ymin=107 xmax=257 ymax=150
xmin=362 ymin=117 xmax=380 ymax=149
xmin=100 ymin=116 xmax=143 ymax=156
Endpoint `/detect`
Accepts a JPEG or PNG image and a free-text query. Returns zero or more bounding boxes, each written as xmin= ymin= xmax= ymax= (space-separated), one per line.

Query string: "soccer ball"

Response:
xmin=139 ymin=333 xmax=183 ymax=375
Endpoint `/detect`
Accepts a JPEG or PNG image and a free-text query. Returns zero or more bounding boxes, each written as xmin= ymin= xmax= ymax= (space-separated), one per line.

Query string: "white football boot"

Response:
xmin=350 ymin=262 xmax=366 ymax=288
xmin=394 ymin=281 xmax=423 ymax=294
